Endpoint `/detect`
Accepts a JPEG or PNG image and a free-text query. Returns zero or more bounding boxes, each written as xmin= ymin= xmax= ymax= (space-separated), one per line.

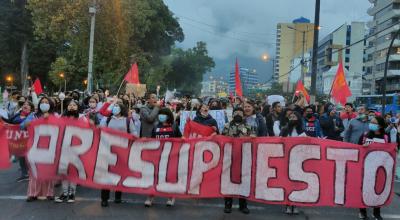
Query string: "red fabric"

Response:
xmin=124 ymin=63 xmax=140 ymax=84
xmin=98 ymin=102 xmax=112 ymax=117
xmin=183 ymin=120 xmax=215 ymax=138
xmin=340 ymin=112 xmax=357 ymax=120
xmin=235 ymin=58 xmax=243 ymax=97
xmin=23 ymin=117 xmax=397 ymax=208
xmin=0 ymin=122 xmax=10 ymax=169
xmin=331 ymin=61 xmax=352 ymax=105
xmin=295 ymin=80 xmax=310 ymax=103
xmin=32 ymin=79 xmax=43 ymax=94
xmin=6 ymin=124 xmax=29 ymax=156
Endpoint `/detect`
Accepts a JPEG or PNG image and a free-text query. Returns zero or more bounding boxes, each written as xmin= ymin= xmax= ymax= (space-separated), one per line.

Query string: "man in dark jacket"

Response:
xmin=193 ymin=103 xmax=219 ymax=134
xmin=140 ymin=93 xmax=160 ymax=137
xmin=265 ymin=101 xmax=282 ymax=136
xmin=320 ymin=105 xmax=344 ymax=141
xmin=303 ymin=106 xmax=323 ymax=137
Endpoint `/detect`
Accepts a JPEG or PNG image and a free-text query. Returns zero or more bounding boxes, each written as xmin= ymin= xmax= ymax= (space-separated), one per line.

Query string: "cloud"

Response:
xmin=164 ymin=0 xmax=370 ymax=81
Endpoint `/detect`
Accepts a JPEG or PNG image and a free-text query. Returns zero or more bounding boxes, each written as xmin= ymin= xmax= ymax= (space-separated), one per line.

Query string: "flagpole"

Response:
xmin=116 ymin=80 xmax=125 ymax=96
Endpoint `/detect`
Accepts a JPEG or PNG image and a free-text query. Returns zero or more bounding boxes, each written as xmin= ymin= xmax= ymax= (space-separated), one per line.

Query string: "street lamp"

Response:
xmin=262 ymin=54 xmax=269 ymax=62
xmin=59 ymin=72 xmax=66 ymax=92
xmin=87 ymin=0 xmax=97 ymax=94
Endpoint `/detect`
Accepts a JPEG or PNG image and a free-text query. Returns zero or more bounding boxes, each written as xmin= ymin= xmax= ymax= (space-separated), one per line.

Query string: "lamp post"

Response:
xmin=6 ymin=75 xmax=14 ymax=92
xmin=59 ymin=72 xmax=66 ymax=92
xmin=310 ymin=0 xmax=321 ymax=104
xmin=87 ymin=0 xmax=97 ymax=94
xmin=59 ymin=92 xmax=65 ymax=114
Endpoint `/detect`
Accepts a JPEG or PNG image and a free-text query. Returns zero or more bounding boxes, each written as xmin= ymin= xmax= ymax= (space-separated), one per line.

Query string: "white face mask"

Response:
xmin=40 ymin=103 xmax=50 ymax=113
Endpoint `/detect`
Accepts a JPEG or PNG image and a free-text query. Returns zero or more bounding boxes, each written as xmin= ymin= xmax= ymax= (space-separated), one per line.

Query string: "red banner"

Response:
xmin=183 ymin=120 xmax=215 ymax=138
xmin=0 ymin=122 xmax=10 ymax=169
xmin=26 ymin=116 xmax=397 ymax=208
xmin=5 ymin=124 xmax=29 ymax=156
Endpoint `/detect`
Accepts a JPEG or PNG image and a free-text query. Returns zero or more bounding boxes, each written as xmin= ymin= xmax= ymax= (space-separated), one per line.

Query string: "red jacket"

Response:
xmin=340 ymin=112 xmax=357 ymax=121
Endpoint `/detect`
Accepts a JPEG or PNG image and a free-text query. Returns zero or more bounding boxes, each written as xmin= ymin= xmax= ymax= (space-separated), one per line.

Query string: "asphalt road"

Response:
xmin=0 ymin=163 xmax=400 ymax=220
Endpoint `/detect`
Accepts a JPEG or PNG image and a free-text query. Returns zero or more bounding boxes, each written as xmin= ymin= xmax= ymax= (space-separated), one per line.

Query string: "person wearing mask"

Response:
xmin=279 ymin=111 xmax=306 ymax=215
xmin=368 ymin=110 xmax=376 ymax=122
xmin=222 ymin=107 xmax=254 ymax=214
xmin=21 ymin=97 xmax=57 ymax=202
xmin=273 ymin=108 xmax=293 ymax=137
xmin=244 ymin=100 xmax=267 ymax=137
xmin=55 ymin=100 xmax=86 ymax=203
xmin=144 ymin=108 xmax=181 ymax=207
xmin=99 ymin=102 xmax=139 ymax=207
xmin=265 ymin=101 xmax=282 ymax=136
xmin=84 ymin=96 xmax=102 ymax=125
xmin=303 ymin=106 xmax=323 ymax=138
xmin=358 ymin=116 xmax=388 ymax=220
xmin=320 ymin=105 xmax=344 ymax=141
xmin=344 ymin=106 xmax=369 ymax=144
xmin=140 ymin=93 xmax=160 ymax=138
xmin=193 ymin=103 xmax=219 ymax=134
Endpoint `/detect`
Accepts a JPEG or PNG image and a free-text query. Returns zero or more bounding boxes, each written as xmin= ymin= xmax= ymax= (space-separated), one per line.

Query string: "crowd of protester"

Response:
xmin=1 ymin=88 xmax=400 ymax=220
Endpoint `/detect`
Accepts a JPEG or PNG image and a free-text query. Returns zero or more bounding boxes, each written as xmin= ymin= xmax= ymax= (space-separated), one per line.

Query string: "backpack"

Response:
xmin=106 ymin=116 xmax=132 ymax=134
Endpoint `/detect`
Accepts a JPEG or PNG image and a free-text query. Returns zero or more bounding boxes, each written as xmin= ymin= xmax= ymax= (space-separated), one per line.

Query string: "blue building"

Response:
xmin=229 ymin=68 xmax=259 ymax=97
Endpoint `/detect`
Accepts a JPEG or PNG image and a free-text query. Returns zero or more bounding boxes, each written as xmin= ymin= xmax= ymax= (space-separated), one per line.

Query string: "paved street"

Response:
xmin=0 ymin=163 xmax=399 ymax=220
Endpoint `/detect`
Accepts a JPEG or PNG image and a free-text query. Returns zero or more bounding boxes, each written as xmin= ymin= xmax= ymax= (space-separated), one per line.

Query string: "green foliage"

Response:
xmin=48 ymin=57 xmax=71 ymax=87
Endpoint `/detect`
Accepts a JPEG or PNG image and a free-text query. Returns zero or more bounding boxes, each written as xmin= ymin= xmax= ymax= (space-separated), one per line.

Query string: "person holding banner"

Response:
xmin=222 ymin=107 xmax=255 ymax=214
xmin=99 ymin=102 xmax=140 ymax=207
xmin=243 ymin=100 xmax=267 ymax=137
xmin=21 ymin=97 xmax=57 ymax=202
xmin=193 ymin=103 xmax=219 ymax=135
xmin=55 ymin=100 xmax=87 ymax=203
xmin=3 ymin=100 xmax=35 ymax=182
xmin=144 ymin=108 xmax=181 ymax=207
xmin=279 ymin=111 xmax=306 ymax=215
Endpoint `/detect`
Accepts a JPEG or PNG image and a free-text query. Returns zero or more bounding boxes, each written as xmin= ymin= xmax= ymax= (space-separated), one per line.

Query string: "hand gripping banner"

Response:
xmin=26 ymin=116 xmax=397 ymax=208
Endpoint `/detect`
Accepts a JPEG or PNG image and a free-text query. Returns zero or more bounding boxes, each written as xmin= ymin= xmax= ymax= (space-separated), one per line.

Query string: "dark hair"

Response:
xmin=304 ymin=106 xmax=314 ymax=112
xmin=272 ymin=101 xmax=280 ymax=109
xmin=233 ymin=107 xmax=244 ymax=114
xmin=244 ymin=100 xmax=256 ymax=115
xmin=159 ymin=108 xmax=174 ymax=125
xmin=37 ymin=96 xmax=55 ymax=117
xmin=366 ymin=116 xmax=386 ymax=139
xmin=345 ymin=103 xmax=353 ymax=109
xmin=279 ymin=108 xmax=293 ymax=128
xmin=261 ymin=104 xmax=270 ymax=119
xmin=145 ymin=92 xmax=156 ymax=100
xmin=176 ymin=103 xmax=184 ymax=113
xmin=23 ymin=101 xmax=35 ymax=113
xmin=281 ymin=111 xmax=304 ymax=136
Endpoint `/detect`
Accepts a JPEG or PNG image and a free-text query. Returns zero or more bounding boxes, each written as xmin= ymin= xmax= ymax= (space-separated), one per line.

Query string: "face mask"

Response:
xmin=306 ymin=113 xmax=313 ymax=119
xmin=40 ymin=103 xmax=50 ymax=113
xmin=72 ymin=96 xmax=79 ymax=101
xmin=89 ymin=103 xmax=97 ymax=109
xmin=357 ymin=114 xmax=366 ymax=120
xmin=112 ymin=106 xmax=121 ymax=116
xmin=233 ymin=115 xmax=243 ymax=123
xmin=67 ymin=110 xmax=79 ymax=117
xmin=289 ymin=120 xmax=298 ymax=126
xmin=158 ymin=114 xmax=168 ymax=123
xmin=369 ymin=123 xmax=379 ymax=132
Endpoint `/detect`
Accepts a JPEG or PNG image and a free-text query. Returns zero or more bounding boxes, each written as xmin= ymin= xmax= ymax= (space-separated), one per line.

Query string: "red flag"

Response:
xmin=183 ymin=120 xmax=215 ymax=138
xmin=32 ymin=79 xmax=43 ymax=94
xmin=0 ymin=121 xmax=10 ymax=169
xmin=235 ymin=58 xmax=243 ymax=97
xmin=124 ymin=63 xmax=140 ymax=84
xmin=330 ymin=61 xmax=352 ymax=105
xmin=295 ymin=80 xmax=310 ymax=103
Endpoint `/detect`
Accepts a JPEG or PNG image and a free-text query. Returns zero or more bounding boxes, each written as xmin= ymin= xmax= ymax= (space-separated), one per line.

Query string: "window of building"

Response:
xmin=346 ymin=48 xmax=350 ymax=54
xmin=345 ymin=57 xmax=350 ymax=62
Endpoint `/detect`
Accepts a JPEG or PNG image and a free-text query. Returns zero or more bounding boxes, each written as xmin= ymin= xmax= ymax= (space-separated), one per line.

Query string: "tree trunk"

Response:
xmin=20 ymin=41 xmax=29 ymax=95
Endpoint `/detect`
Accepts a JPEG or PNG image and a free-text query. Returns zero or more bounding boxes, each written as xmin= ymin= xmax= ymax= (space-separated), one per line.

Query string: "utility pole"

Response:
xmin=87 ymin=0 xmax=97 ymax=94
xmin=310 ymin=0 xmax=320 ymax=104
xmin=301 ymin=30 xmax=306 ymax=81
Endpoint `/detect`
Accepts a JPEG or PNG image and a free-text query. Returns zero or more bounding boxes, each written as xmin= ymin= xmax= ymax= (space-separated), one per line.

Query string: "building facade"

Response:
xmin=315 ymin=22 xmax=365 ymax=99
xmin=201 ymin=77 xmax=229 ymax=97
xmin=274 ymin=17 xmax=315 ymax=89
xmin=365 ymin=0 xmax=400 ymax=94
xmin=229 ymin=68 xmax=258 ymax=97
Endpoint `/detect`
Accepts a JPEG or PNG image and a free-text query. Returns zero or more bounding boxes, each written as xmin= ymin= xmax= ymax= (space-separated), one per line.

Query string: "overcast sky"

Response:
xmin=163 ymin=0 xmax=371 ymax=82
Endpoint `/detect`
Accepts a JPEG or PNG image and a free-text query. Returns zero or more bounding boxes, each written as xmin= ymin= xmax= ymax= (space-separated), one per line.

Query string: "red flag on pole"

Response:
xmin=124 ymin=63 xmax=140 ymax=84
xmin=330 ymin=60 xmax=352 ymax=105
xmin=295 ymin=80 xmax=310 ymax=103
xmin=32 ymin=79 xmax=43 ymax=94
xmin=235 ymin=58 xmax=243 ymax=97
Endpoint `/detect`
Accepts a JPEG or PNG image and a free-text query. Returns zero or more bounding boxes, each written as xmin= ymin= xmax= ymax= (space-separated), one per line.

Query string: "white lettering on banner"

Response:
xmin=27 ymin=125 xmax=59 ymax=177
xmin=326 ymin=148 xmax=359 ymax=205
xmin=363 ymin=151 xmax=394 ymax=206
xmin=157 ymin=143 xmax=190 ymax=194
xmin=58 ymin=126 xmax=94 ymax=179
xmin=189 ymin=141 xmax=221 ymax=195
xmin=93 ymin=131 xmax=129 ymax=186
xmin=123 ymin=141 xmax=160 ymax=188
xmin=288 ymin=145 xmax=321 ymax=203
xmin=255 ymin=143 xmax=285 ymax=202
xmin=221 ymin=143 xmax=252 ymax=197
xmin=6 ymin=129 xmax=28 ymax=140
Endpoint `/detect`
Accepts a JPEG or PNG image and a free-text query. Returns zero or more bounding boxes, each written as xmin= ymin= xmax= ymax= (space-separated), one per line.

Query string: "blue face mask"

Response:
xmin=369 ymin=123 xmax=379 ymax=132
xmin=158 ymin=114 xmax=167 ymax=123
xmin=112 ymin=106 xmax=121 ymax=116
